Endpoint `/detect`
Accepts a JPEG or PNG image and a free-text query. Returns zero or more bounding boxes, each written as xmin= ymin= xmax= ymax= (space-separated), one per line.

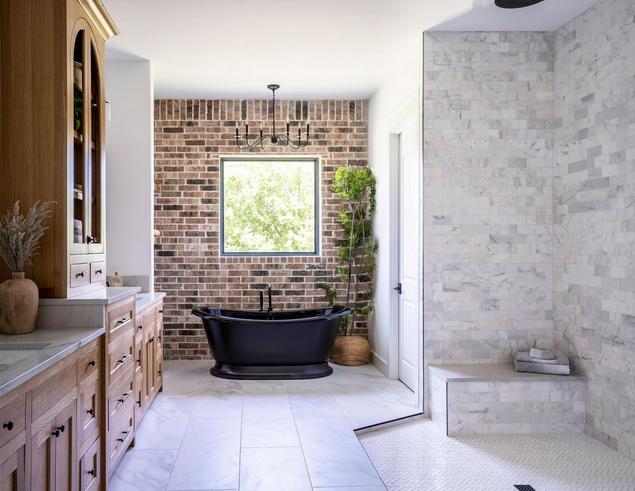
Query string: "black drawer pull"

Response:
xmin=118 ymin=391 xmax=131 ymax=404
xmin=76 ymin=271 xmax=85 ymax=278
xmin=116 ymin=354 xmax=129 ymax=365
xmin=88 ymin=359 xmax=96 ymax=367
xmin=158 ymin=309 xmax=163 ymax=313
xmin=116 ymin=317 xmax=129 ymax=325
xmin=137 ymin=324 xmax=143 ymax=330
xmin=157 ymin=369 xmax=162 ymax=376
xmin=51 ymin=425 xmax=64 ymax=438
xmin=95 ymin=269 xmax=103 ymax=275
xmin=2 ymin=421 xmax=14 ymax=431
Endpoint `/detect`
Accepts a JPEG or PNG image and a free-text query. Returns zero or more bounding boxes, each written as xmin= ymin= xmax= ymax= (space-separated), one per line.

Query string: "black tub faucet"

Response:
xmin=267 ymin=284 xmax=273 ymax=312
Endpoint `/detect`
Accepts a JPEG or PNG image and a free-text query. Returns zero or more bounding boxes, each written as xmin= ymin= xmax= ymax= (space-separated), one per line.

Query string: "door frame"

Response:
xmin=388 ymin=109 xmax=424 ymax=410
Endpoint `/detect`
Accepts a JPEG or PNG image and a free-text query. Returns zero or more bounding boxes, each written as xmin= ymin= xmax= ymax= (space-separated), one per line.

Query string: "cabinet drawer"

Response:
xmin=31 ymin=361 xmax=76 ymax=423
xmin=79 ymin=378 xmax=100 ymax=455
xmin=89 ymin=261 xmax=105 ymax=284
xmin=0 ymin=393 xmax=26 ymax=448
xmin=79 ymin=437 xmax=100 ymax=491
xmin=78 ymin=342 xmax=100 ymax=383
xmin=70 ymin=263 xmax=90 ymax=288
xmin=108 ymin=297 xmax=135 ymax=344
xmin=108 ymin=366 xmax=134 ymax=424
xmin=107 ymin=403 xmax=134 ymax=474
xmin=107 ymin=324 xmax=134 ymax=382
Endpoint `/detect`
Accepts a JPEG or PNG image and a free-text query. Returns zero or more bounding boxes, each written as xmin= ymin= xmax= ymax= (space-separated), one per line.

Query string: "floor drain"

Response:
xmin=514 ymin=486 xmax=536 ymax=491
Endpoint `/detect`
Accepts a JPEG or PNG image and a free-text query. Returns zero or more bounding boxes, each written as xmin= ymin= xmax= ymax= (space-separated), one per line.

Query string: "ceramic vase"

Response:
xmin=0 ymin=272 xmax=39 ymax=335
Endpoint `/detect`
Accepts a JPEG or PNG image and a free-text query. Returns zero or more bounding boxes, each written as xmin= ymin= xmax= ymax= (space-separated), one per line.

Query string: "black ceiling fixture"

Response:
xmin=495 ymin=0 xmax=545 ymax=8
xmin=235 ymin=84 xmax=310 ymax=150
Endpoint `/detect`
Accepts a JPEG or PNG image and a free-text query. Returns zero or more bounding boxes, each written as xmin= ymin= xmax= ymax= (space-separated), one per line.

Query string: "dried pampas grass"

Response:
xmin=0 ymin=201 xmax=54 ymax=273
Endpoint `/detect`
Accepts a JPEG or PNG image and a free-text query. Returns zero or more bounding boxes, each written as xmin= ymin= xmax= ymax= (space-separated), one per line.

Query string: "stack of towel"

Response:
xmin=514 ymin=347 xmax=570 ymax=375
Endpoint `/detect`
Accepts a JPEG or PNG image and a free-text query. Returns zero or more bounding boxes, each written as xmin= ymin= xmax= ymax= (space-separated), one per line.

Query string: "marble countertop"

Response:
xmin=0 ymin=327 xmax=105 ymax=398
xmin=428 ymin=363 xmax=585 ymax=382
xmin=136 ymin=292 xmax=166 ymax=313
xmin=39 ymin=287 xmax=141 ymax=306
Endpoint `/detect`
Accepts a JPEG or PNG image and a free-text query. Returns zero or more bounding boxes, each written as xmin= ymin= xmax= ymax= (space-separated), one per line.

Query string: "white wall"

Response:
xmin=105 ymin=60 xmax=155 ymax=289
xmin=368 ymin=43 xmax=422 ymax=377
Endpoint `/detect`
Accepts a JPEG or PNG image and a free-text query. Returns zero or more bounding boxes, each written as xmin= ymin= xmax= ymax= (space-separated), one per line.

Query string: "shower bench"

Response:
xmin=429 ymin=364 xmax=586 ymax=436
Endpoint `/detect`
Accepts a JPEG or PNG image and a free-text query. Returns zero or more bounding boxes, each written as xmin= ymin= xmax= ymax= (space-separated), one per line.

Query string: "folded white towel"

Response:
xmin=515 ymin=351 xmax=569 ymax=365
xmin=529 ymin=347 xmax=555 ymax=360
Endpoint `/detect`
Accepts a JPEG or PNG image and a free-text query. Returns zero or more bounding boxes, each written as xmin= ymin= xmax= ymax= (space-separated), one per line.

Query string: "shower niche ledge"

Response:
xmin=429 ymin=364 xmax=587 ymax=437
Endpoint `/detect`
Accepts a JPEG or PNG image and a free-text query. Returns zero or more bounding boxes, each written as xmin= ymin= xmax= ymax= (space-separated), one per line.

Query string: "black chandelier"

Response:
xmin=235 ymin=84 xmax=310 ymax=150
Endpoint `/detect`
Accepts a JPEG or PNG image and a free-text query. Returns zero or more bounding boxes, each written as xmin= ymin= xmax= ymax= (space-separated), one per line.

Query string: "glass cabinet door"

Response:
xmin=87 ymin=38 xmax=104 ymax=253
xmin=70 ymin=25 xmax=104 ymax=255
xmin=71 ymin=27 xmax=88 ymax=254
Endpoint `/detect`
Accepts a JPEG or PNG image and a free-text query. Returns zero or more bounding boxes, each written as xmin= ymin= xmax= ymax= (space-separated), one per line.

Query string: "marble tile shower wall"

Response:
xmin=423 ymin=32 xmax=556 ymax=368
xmin=154 ymin=100 xmax=369 ymax=359
xmin=554 ymin=0 xmax=635 ymax=460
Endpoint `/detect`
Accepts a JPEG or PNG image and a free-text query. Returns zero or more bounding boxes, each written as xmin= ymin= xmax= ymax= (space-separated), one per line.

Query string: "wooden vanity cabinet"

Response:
xmin=0 ymin=431 xmax=26 ymax=491
xmin=134 ymin=299 xmax=165 ymax=428
xmin=0 ymin=0 xmax=118 ymax=298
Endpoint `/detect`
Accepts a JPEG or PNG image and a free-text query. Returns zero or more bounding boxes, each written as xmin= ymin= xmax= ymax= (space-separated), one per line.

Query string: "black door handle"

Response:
xmin=394 ymin=283 xmax=402 ymax=294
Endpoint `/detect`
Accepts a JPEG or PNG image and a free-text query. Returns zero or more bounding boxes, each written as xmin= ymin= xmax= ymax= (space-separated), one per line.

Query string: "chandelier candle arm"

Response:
xmin=235 ymin=84 xmax=311 ymax=150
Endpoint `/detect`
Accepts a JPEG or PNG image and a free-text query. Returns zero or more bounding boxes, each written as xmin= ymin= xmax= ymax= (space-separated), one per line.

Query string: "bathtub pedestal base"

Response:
xmin=211 ymin=362 xmax=333 ymax=380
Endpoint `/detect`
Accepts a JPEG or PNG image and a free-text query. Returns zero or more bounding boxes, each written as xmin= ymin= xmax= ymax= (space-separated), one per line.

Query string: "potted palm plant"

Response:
xmin=0 ymin=201 xmax=53 ymax=334
xmin=319 ymin=166 xmax=377 ymax=366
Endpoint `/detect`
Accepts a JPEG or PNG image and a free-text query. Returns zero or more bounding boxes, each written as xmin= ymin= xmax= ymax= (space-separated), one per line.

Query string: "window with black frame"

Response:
xmin=220 ymin=157 xmax=320 ymax=256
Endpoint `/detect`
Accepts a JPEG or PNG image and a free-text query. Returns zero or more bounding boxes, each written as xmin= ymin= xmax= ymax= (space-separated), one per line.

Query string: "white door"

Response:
xmin=397 ymin=123 xmax=420 ymax=391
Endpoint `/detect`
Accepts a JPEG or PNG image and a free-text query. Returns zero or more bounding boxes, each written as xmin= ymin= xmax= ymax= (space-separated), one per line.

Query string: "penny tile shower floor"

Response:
xmin=109 ymin=361 xmax=635 ymax=491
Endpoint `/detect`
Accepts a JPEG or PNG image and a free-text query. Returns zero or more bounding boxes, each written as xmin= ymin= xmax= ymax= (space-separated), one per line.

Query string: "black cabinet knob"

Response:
xmin=88 ymin=359 xmax=96 ymax=367
xmin=87 ymin=469 xmax=96 ymax=477
xmin=137 ymin=325 xmax=143 ymax=330
xmin=2 ymin=421 xmax=14 ymax=431
xmin=95 ymin=269 xmax=103 ymax=275
xmin=57 ymin=425 xmax=65 ymax=433
xmin=86 ymin=408 xmax=94 ymax=416
xmin=52 ymin=430 xmax=60 ymax=438
xmin=76 ymin=271 xmax=84 ymax=278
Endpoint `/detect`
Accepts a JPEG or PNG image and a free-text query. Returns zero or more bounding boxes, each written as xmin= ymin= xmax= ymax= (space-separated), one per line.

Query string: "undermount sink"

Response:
xmin=0 ymin=342 xmax=51 ymax=365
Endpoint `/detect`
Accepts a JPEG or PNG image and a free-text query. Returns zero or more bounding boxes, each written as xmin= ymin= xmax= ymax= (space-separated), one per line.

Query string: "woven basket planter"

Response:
xmin=330 ymin=335 xmax=370 ymax=366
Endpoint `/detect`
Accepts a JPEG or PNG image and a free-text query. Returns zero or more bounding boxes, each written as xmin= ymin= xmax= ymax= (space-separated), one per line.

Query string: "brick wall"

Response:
xmin=554 ymin=0 xmax=635 ymax=460
xmin=154 ymin=99 xmax=369 ymax=359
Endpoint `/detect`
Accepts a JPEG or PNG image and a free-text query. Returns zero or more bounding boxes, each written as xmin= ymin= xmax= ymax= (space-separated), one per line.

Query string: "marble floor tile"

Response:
xmin=289 ymin=387 xmax=344 ymax=418
xmin=241 ymin=411 xmax=299 ymax=447
xmin=295 ymin=417 xmax=383 ymax=488
xmin=167 ymin=419 xmax=241 ymax=490
xmin=133 ymin=398 xmax=190 ymax=449
xmin=239 ymin=447 xmax=312 ymax=491
xmin=109 ymin=449 xmax=177 ymax=491
xmin=312 ymin=487 xmax=386 ymax=491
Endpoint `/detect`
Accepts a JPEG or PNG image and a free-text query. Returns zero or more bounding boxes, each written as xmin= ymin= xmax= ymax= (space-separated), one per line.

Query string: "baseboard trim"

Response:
xmin=370 ymin=350 xmax=390 ymax=376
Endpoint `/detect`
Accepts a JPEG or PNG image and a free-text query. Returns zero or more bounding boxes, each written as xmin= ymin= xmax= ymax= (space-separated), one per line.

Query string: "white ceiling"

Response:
xmin=433 ymin=0 xmax=595 ymax=32
xmin=103 ymin=0 xmax=595 ymax=99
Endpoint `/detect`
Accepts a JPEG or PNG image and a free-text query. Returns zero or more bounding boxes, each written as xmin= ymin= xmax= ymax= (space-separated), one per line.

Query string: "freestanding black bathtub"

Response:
xmin=192 ymin=306 xmax=351 ymax=380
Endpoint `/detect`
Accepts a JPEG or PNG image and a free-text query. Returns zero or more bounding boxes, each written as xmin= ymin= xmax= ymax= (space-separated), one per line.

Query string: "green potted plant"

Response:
xmin=319 ymin=166 xmax=377 ymax=366
xmin=0 ymin=201 xmax=53 ymax=334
